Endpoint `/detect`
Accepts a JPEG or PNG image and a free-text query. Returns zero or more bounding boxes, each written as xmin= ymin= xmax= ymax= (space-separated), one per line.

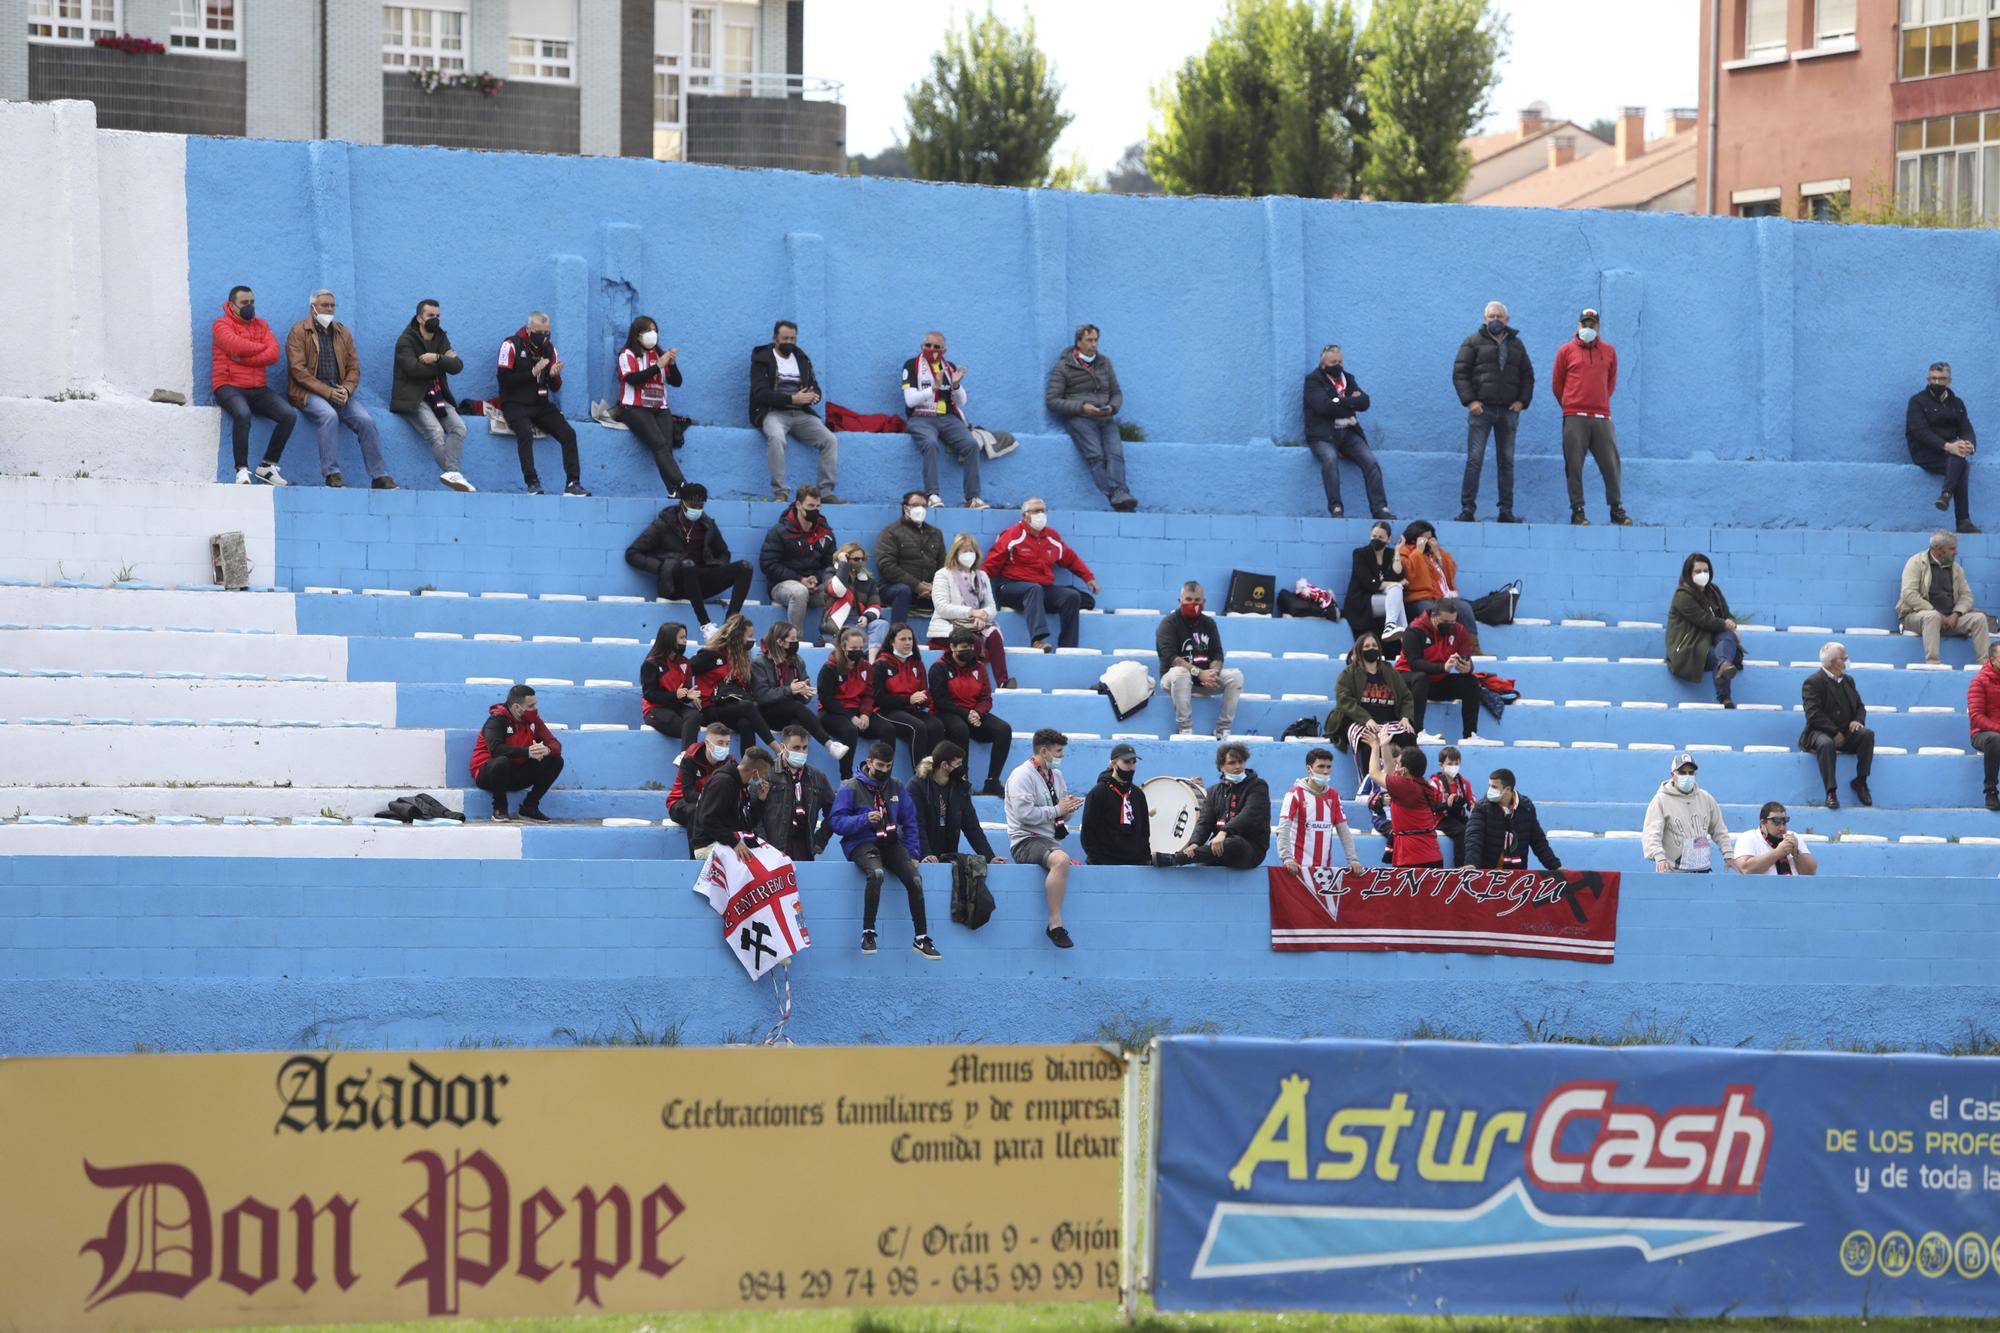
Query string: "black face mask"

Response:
xmin=672 ymin=639 xmax=685 ymax=655
xmin=237 ymin=302 xmax=256 ymax=321
xmin=1361 ymin=648 xmax=1381 ymax=663
xmin=1369 ymin=537 xmax=1386 ymax=550
xmin=846 ymin=648 xmax=865 ymax=662
xmin=530 ymin=332 xmax=550 ymax=349
xmin=422 ymin=317 xmax=440 ymax=335
xmin=1764 ymin=829 xmax=1787 ymax=848
xmin=955 ymin=649 xmax=976 ymax=662
xmin=1931 ymin=384 xmax=1950 ymax=399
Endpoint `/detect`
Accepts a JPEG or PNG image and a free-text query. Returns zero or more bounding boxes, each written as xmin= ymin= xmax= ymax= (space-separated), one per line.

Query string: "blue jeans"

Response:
xmin=299 ymin=393 xmax=388 ymax=481
xmin=1460 ymin=408 xmax=1518 ymax=514
xmin=909 ymin=412 xmax=983 ymax=502
xmin=1307 ymin=427 xmax=1388 ymax=515
xmin=214 ymin=385 xmax=296 ymax=470
xmin=996 ymin=579 xmax=1083 ymax=647
xmin=1063 ymin=416 xmax=1131 ymax=504
xmin=1704 ymin=629 xmax=1743 ymax=702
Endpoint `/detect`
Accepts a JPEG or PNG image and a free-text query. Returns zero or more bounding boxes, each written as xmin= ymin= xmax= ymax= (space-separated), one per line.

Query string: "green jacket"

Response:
xmin=1329 ymin=658 xmax=1414 ymax=738
xmin=1665 ymin=585 xmax=1734 ymax=681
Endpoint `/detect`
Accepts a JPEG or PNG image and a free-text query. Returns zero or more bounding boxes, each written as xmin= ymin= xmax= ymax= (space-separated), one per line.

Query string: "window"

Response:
xmin=721 ymin=17 xmax=755 ymax=94
xmin=508 ymin=0 xmax=576 ymax=83
xmin=27 ymin=0 xmax=118 ymax=45
xmin=382 ymin=4 xmax=467 ymax=72
xmin=1745 ymin=0 xmax=1788 ymax=55
xmin=654 ymin=52 xmax=684 ymax=159
xmin=171 ymin=0 xmax=237 ymax=54
xmin=1900 ymin=0 xmax=1991 ymax=77
xmin=1895 ymin=110 xmax=2000 ymax=219
xmin=1816 ymin=0 xmax=1857 ymax=41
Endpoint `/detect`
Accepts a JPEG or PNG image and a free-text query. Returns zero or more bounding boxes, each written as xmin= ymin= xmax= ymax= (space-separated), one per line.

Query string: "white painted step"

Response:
xmin=0 ymin=628 xmax=348 ymax=679
xmin=6 ymin=586 xmax=299 ymax=633
xmin=0 ymin=785 xmax=466 ymax=820
xmin=0 ymin=678 xmax=396 ymax=724
xmin=0 ymin=723 xmax=443 ymax=786
xmin=0 ymin=822 xmax=520 ymax=858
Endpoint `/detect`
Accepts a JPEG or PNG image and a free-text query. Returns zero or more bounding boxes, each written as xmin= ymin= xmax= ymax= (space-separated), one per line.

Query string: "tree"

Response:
xmin=1585 ymin=117 xmax=1616 ymax=144
xmin=1104 ymin=141 xmax=1159 ymax=195
xmin=1359 ymin=0 xmax=1507 ymax=203
xmin=904 ymin=8 xmax=1073 ymax=189
xmin=1145 ymin=0 xmax=1367 ymax=199
xmin=849 ymin=143 xmax=912 ymax=178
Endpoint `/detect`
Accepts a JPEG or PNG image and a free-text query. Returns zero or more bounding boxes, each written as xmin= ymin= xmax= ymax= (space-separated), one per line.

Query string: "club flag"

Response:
xmin=692 ymin=842 xmax=810 ymax=978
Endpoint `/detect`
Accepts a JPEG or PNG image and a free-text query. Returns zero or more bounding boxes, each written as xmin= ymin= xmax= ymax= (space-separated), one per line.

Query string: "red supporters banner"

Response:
xmin=1268 ymin=866 xmax=1620 ymax=963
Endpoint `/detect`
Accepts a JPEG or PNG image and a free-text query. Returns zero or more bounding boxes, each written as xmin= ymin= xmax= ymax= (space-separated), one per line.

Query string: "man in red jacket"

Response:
xmin=1970 ymin=643 xmax=2000 ymax=809
xmin=210 ymin=285 xmax=294 ymax=485
xmin=469 ymin=684 xmax=565 ymax=821
xmin=1550 ymin=307 xmax=1632 ymax=528
xmin=981 ymin=496 xmax=1101 ymax=650
xmin=1396 ymin=602 xmax=1483 ymax=742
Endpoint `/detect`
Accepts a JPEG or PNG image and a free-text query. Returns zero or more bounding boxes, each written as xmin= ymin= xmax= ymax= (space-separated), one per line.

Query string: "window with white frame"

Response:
xmin=1744 ymin=0 xmax=1787 ymax=56
xmin=721 ymin=14 xmax=755 ymax=94
xmin=509 ymin=0 xmax=576 ymax=83
xmin=382 ymin=3 xmax=467 ymax=72
xmin=1815 ymin=0 xmax=1856 ymax=42
xmin=171 ymin=0 xmax=237 ymax=54
xmin=654 ymin=1 xmax=687 ymax=160
xmin=1899 ymin=0 xmax=1993 ymax=78
xmin=27 ymin=0 xmax=119 ymax=45
xmin=1895 ymin=110 xmax=2000 ymax=220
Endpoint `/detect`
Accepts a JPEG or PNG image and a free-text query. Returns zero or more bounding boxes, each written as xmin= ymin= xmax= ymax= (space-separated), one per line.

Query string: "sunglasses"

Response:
xmin=923 ymin=343 xmax=944 ymax=350
xmin=1765 ymin=816 xmax=1790 ymax=826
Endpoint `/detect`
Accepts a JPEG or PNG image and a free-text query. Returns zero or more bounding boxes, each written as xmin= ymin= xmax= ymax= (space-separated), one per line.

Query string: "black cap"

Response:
xmin=1110 ymin=743 xmax=1137 ymax=762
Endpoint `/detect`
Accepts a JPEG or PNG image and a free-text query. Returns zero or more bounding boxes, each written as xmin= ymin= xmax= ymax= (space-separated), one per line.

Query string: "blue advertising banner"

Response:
xmin=1150 ymin=1038 xmax=2000 ymax=1317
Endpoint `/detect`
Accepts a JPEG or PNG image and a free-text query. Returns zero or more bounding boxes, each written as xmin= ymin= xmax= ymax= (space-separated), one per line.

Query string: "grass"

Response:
xmin=550 ymin=1014 xmax=685 ymax=1047
xmin=1092 ymin=1010 xmax=1219 ymax=1053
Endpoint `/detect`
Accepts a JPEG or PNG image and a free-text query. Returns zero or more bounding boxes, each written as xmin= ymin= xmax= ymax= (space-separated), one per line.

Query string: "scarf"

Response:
xmin=914 ymin=350 xmax=960 ymax=415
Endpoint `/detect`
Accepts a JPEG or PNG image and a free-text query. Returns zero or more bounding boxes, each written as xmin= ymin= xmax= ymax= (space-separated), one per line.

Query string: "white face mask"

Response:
xmin=907 ymin=505 xmax=928 ymax=525
xmin=1692 ymin=571 xmax=1711 ymax=588
xmin=785 ymin=748 xmax=807 ymax=769
xmin=1441 ymin=764 xmax=1459 ymax=779
xmin=314 ymin=312 xmax=333 ymax=329
xmin=640 ymin=330 xmax=658 ymax=349
xmin=1486 ymin=786 xmax=1505 ymax=802
xmin=956 ymin=551 xmax=976 ymax=569
xmin=707 ymin=743 xmax=731 ymax=762
xmin=1077 ymin=350 xmax=1096 ymax=363
xmin=1305 ymin=772 xmax=1329 ymax=789
xmin=1674 ymin=773 xmax=1697 ymax=793
xmin=1578 ymin=327 xmax=1598 ymax=344
xmin=1026 ymin=512 xmax=1048 ymax=532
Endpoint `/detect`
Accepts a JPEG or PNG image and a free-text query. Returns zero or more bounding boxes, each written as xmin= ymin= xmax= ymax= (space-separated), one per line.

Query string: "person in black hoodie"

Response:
xmin=1302 ymin=344 xmax=1392 ymax=519
xmin=750 ymin=620 xmax=849 ymax=761
xmin=390 ymin=299 xmax=472 ymax=491
xmin=748 ymin=319 xmax=839 ymax=500
xmin=1462 ymin=767 xmax=1563 ymax=871
xmin=1451 ymin=300 xmax=1533 ymax=523
xmin=759 ymin=484 xmax=838 ymax=642
xmin=615 ymin=314 xmax=685 ymax=496
xmin=912 ymin=742 xmax=1004 ymax=865
xmin=691 ymin=748 xmax=774 ymax=858
xmin=495 ymin=311 xmax=586 ymax=496
xmin=1342 ymin=521 xmax=1407 ymax=646
xmin=1081 ymin=743 xmax=1153 ymax=866
xmin=624 ymin=483 xmax=753 ymax=636
xmin=1173 ymin=742 xmax=1271 ymax=869
xmin=1157 ymin=581 xmax=1244 ymax=738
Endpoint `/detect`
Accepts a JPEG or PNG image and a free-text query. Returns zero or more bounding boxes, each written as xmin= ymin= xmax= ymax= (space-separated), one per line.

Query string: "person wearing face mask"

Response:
xmin=816 ymin=625 xmax=880 ymax=780
xmin=665 ymin=721 xmax=735 ymax=831
xmin=1462 ymin=768 xmax=1562 ymax=872
xmin=1080 ymin=743 xmax=1154 ymax=867
xmin=984 ymin=497 xmax=1101 ymax=651
xmin=689 ymin=615 xmax=777 ymax=747
xmin=929 ymin=625 xmax=1014 ymax=796
xmin=1642 ymin=753 xmax=1739 ymax=874
xmin=1341 ymin=522 xmax=1408 ymax=646
xmin=1045 ymin=323 xmax=1139 ymax=512
xmin=749 ymin=318 xmax=840 ymax=501
xmin=1451 ymin=300 xmax=1532 ymax=523
xmin=1550 ymin=307 xmax=1631 ymax=527
xmin=1397 ymin=520 xmax=1476 ymax=628
xmin=928 ymin=533 xmax=1013 ymax=688
xmin=624 ymin=483 xmax=754 ymax=637
xmin=1332 ymin=633 xmax=1415 ymax=785
xmin=1302 ymin=343 xmax=1393 ymax=520
xmin=639 ymin=621 xmax=703 ymax=745
xmin=1175 ymin=743 xmax=1272 ymax=869
xmin=614 ymin=314 xmax=685 ymax=496
xmin=470 ymin=684 xmax=565 ymax=822
xmin=871 ymin=623 xmax=941 ymax=774
xmin=1427 ymin=745 xmax=1476 ymax=867
xmin=829 ymin=741 xmax=941 ymax=959
xmin=1906 ymin=361 xmax=1978 ymax=534
xmin=1278 ymin=748 xmax=1363 ymax=881
xmin=901 ymin=331 xmax=988 ymax=509
xmin=761 ymin=725 xmax=836 ymax=862
xmin=825 ymin=541 xmax=891 ymax=659
xmin=760 ymin=484 xmax=838 ymax=642
xmin=875 ymin=491 xmax=947 ymax=628
xmin=211 ymin=284 xmax=295 ymax=486
xmin=496 ymin=311 xmax=587 ymax=496
xmin=1005 ymin=728 xmax=1086 ymax=948
xmin=1157 ymin=581 xmax=1245 ymax=738
xmin=692 ymin=747 xmax=775 ymax=862
xmin=913 ymin=741 xmax=1005 ymax=866
xmin=750 ymin=621 xmax=849 ymax=762
xmin=1666 ymin=552 xmax=1744 ymax=708
xmin=1731 ymin=801 xmax=1819 ymax=876
xmin=287 ymin=289 xmax=394 ymax=489
xmin=1396 ymin=600 xmax=1485 ymax=744
xmin=390 ymin=298 xmax=472 ymax=492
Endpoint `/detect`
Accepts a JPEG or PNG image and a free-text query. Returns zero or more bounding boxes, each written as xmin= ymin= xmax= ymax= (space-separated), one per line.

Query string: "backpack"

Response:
xmin=1471 ymin=580 xmax=1522 ymax=626
xmin=1097 ymin=659 xmax=1156 ymax=721
xmin=1283 ymin=715 xmax=1323 ymax=741
xmin=377 ymin=792 xmax=465 ymax=823
xmin=950 ymin=855 xmax=996 ymax=929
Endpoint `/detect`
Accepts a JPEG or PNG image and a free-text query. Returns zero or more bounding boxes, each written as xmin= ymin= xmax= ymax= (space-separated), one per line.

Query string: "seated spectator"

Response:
xmin=1302 ymin=343 xmax=1392 ymax=520
xmin=1898 ymin=529 xmax=1992 ymax=664
xmin=614 ymin=314 xmax=685 ymax=497
xmin=871 ymin=623 xmax=941 ymax=772
xmin=287 ymin=289 xmax=393 ymax=489
xmin=829 ymin=740 xmax=940 ymax=959
xmin=1452 ymin=299 xmax=1530 ymax=523
xmin=750 ymin=622 xmax=849 ymax=762
xmin=470 ymin=684 xmax=563 ymax=822
xmin=1005 ymin=727 xmax=1086 ymax=948
xmin=689 ymin=615 xmax=775 ymax=746
xmin=496 ymin=310 xmax=586 ymax=496
xmin=1158 ymin=581 xmax=1244 ymax=738
xmin=1428 ymin=745 xmax=1476 ymax=867
xmin=817 ymin=624 xmax=880 ymax=779
xmin=391 ymin=298 xmax=473 ymax=492
xmin=1970 ymin=643 xmax=2000 ymax=811
xmin=902 ymin=331 xmax=988 ymax=508
xmin=928 ymin=532 xmax=1014 ymax=689
xmin=1667 ymin=552 xmax=1744 ymax=708
xmin=1397 ymin=600 xmax=1484 ymax=743
xmin=1462 ymin=767 xmax=1562 ymax=871
xmin=625 ymin=483 xmax=752 ymax=637
xmin=1278 ymin=747 xmax=1363 ymax=881
xmin=1552 ymin=307 xmax=1631 ymax=527
xmin=827 ymin=541 xmax=892 ymax=659
xmin=1642 ymin=752 xmax=1739 ymax=874
xmin=1397 ymin=521 xmax=1475 ymax=626
xmin=760 ymin=484 xmax=837 ymax=641
xmin=1342 ymin=521 xmax=1407 ymax=646
xmin=1333 ymin=633 xmax=1416 ymax=783
xmin=1801 ymin=642 xmax=1874 ymax=809
xmin=875 ymin=492 xmax=946 ymax=628
xmin=929 ymin=625 xmax=1013 ymax=796
xmin=1174 ymin=742 xmax=1272 ymax=869
xmin=691 ymin=746 xmax=774 ymax=859
xmin=762 ymin=725 xmax=835 ymax=862
xmin=211 ymin=284 xmax=293 ymax=486
xmin=639 ymin=622 xmax=702 ymax=746
xmin=1731 ymin=800 xmax=1818 ymax=876
xmin=1907 ymin=361 xmax=1977 ymax=534
xmin=1367 ymin=742 xmax=1442 ymax=870
xmin=665 ymin=721 xmax=734 ymax=830
xmin=1046 ymin=323 xmax=1138 ymax=512
xmin=984 ymin=497 xmax=1100 ymax=651
xmin=913 ymin=740 xmax=1005 ymax=866
xmin=1081 ymin=742 xmax=1153 ymax=867
xmin=750 ymin=319 xmax=839 ymax=501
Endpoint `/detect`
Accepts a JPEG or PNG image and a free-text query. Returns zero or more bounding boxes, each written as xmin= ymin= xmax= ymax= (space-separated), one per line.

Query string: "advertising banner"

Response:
xmin=0 ymin=1044 xmax=1124 ymax=1330
xmin=1269 ymin=867 xmax=1620 ymax=962
xmin=1151 ymin=1037 xmax=2000 ymax=1317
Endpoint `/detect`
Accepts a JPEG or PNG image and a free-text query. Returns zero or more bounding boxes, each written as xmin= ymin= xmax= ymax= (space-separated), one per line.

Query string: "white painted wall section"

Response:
xmin=96 ymin=129 xmax=195 ymax=402
xmin=6 ymin=587 xmax=299 ymax=633
xmin=0 ymin=629 xmax=347 ymax=681
xmin=0 ymin=823 xmax=520 ymax=858
xmin=0 ymin=478 xmax=276 ymax=587
xmin=0 ymin=398 xmax=220 ymax=484
xmin=0 ymin=724 xmax=446 ymax=787
xmin=5 ymin=786 xmax=464 ymax=820
xmin=0 ymin=679 xmax=396 ymax=725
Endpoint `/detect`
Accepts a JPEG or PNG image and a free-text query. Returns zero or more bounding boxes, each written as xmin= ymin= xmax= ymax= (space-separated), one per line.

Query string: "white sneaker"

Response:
xmin=234 ymin=467 xmax=251 ymax=485
xmin=699 ymin=622 xmax=720 ymax=640
xmin=928 ymin=492 xmax=944 ymax=508
xmin=828 ymin=740 xmax=851 ymax=762
xmin=1460 ymin=734 xmax=1503 ymax=747
xmin=440 ymin=471 xmax=476 ymax=493
xmin=1416 ymin=731 xmax=1447 ymax=746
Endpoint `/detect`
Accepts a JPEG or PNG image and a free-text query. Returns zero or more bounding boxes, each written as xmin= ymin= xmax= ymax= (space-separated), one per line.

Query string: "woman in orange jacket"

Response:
xmin=1396 ymin=520 xmax=1475 ymax=624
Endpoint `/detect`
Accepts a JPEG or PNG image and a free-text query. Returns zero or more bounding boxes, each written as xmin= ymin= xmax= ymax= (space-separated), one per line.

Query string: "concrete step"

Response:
xmin=2 ymin=723 xmax=443 ymax=787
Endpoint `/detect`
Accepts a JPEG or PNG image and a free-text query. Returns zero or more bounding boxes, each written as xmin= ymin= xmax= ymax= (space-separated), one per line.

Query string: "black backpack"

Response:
xmin=950 ymin=855 xmax=996 ymax=929
xmin=376 ymin=792 xmax=465 ymax=823
xmin=1471 ymin=580 xmax=1522 ymax=626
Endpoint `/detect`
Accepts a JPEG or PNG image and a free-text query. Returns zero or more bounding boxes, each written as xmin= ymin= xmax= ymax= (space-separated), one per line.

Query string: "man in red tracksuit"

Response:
xmin=210 ymin=285 xmax=295 ymax=485
xmin=470 ymin=684 xmax=565 ymax=821
xmin=981 ymin=496 xmax=1102 ymax=650
xmin=1969 ymin=645 xmax=2000 ymax=808
xmin=1396 ymin=603 xmax=1483 ymax=742
xmin=1550 ymin=306 xmax=1631 ymax=528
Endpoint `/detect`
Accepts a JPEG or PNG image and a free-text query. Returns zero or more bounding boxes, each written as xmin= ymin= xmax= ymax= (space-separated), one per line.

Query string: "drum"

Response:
xmin=1142 ymin=776 xmax=1207 ymax=858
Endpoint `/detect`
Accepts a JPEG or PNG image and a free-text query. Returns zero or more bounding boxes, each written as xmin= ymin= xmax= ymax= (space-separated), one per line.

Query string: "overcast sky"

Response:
xmin=814 ymin=0 xmax=1701 ymax=174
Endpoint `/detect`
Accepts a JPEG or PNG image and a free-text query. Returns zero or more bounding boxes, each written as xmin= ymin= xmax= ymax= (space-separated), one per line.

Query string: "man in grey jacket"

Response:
xmin=1046 ymin=324 xmax=1138 ymax=513
xmin=1005 ymin=727 xmax=1085 ymax=948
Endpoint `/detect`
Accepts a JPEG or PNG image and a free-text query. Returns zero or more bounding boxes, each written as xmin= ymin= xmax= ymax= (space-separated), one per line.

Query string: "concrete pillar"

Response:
xmin=761 ymin=0 xmax=787 ymax=81
xmin=577 ymin=0 xmax=621 ymax=156
xmin=244 ymin=0 xmax=318 ymax=140
xmin=0 ymin=0 xmax=28 ymax=102
xmin=323 ymin=0 xmax=383 ymax=143
xmin=1027 ymin=190 xmax=1069 ymax=427
xmin=1262 ymin=195 xmax=1306 ymax=444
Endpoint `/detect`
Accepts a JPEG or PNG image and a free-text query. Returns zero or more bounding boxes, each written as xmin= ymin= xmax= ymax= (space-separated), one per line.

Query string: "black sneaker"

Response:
xmin=1372 ymin=508 xmax=1397 ymax=520
xmin=1046 ymin=925 xmax=1074 ymax=949
xmin=491 ymin=799 xmax=514 ymax=822
xmin=1497 ymin=511 xmax=1523 ymax=524
xmin=1329 ymin=506 xmax=1345 ymax=518
xmin=563 ymin=481 xmax=591 ymax=498
xmin=980 ymin=778 xmax=1005 ymax=798
xmin=1986 ymin=791 xmax=1999 ymax=811
xmin=861 ymin=929 xmax=879 ymax=955
xmin=1609 ymin=509 xmax=1634 ymax=526
xmin=325 ymin=472 xmax=346 ymax=488
xmin=1570 ymin=509 xmax=1589 ymax=525
xmin=526 ymin=481 xmax=545 ymax=495
xmin=517 ymin=804 xmax=552 ymax=823
xmin=913 ymin=935 xmax=942 ymax=960
xmin=1455 ymin=509 xmax=1475 ymax=523
xmin=372 ymin=476 xmax=400 ymax=490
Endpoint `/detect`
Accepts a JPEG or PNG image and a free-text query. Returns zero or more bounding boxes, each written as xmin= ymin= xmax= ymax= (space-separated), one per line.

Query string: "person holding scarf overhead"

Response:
xmin=901 ymin=331 xmax=988 ymax=509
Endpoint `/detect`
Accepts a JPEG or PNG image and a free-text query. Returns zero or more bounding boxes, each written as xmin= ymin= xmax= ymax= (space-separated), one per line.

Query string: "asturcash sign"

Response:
xmin=1149 ymin=1038 xmax=2000 ymax=1317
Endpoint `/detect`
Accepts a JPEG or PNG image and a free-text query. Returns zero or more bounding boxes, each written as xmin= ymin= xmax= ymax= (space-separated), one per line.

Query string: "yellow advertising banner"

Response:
xmin=0 ymin=1044 xmax=1126 ymax=1331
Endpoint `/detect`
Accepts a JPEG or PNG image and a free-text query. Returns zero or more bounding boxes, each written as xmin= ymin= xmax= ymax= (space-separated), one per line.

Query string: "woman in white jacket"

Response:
xmin=927 ymin=532 xmax=1015 ymax=689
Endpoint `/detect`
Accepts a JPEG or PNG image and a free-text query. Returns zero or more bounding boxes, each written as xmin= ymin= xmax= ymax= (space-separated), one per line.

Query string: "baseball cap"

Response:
xmin=1580 ymin=307 xmax=1600 ymax=320
xmin=1670 ymin=751 xmax=1698 ymax=772
xmin=1110 ymin=743 xmax=1138 ymax=762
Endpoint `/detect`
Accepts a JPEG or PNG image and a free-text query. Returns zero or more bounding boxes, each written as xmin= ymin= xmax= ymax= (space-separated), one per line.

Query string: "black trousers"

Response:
xmin=654 ymin=560 xmax=752 ymax=625
xmin=214 ymin=385 xmax=296 ymax=470
xmin=1977 ymin=730 xmax=2000 ymax=794
xmin=759 ymin=696 xmax=833 ymax=746
xmin=474 ymin=754 xmax=563 ymax=806
xmin=618 ymin=405 xmax=685 ymax=493
xmin=698 ymin=697 xmax=774 ymax=746
xmin=853 ymin=839 xmax=928 ymax=935
xmin=1276 ymin=589 xmax=1339 ymax=621
xmin=935 ymin=711 xmax=1013 ymax=784
xmin=1183 ymin=834 xmax=1264 ymax=870
xmin=502 ymin=400 xmax=580 ymax=485
xmin=644 ymin=706 xmax=701 ymax=747
xmin=875 ymin=708 xmax=937 ymax=774
xmin=1408 ymin=671 xmax=1481 ymax=737
xmin=820 ymin=712 xmax=870 ymax=777
xmin=1805 ymin=726 xmax=1875 ymax=790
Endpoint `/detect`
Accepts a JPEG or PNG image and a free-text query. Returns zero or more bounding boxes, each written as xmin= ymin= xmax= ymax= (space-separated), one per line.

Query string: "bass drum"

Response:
xmin=1142 ymin=776 xmax=1207 ymax=858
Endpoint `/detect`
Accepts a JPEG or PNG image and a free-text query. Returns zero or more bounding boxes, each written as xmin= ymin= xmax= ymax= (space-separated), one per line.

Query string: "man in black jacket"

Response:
xmin=1157 ymin=581 xmax=1244 ymax=737
xmin=1907 ymin=361 xmax=1978 ymax=533
xmin=1174 ymin=743 xmax=1271 ymax=869
xmin=1081 ymin=743 xmax=1153 ymax=866
xmin=1451 ymin=301 xmax=1533 ymax=523
xmin=749 ymin=319 xmax=839 ymax=501
xmin=390 ymin=299 xmax=472 ymax=492
xmin=496 ymin=311 xmax=586 ymax=496
xmin=1302 ymin=344 xmax=1392 ymax=520
xmin=624 ymin=483 xmax=752 ymax=636
xmin=1462 ymin=768 xmax=1562 ymax=870
xmin=762 ymin=726 xmax=835 ymax=860
xmin=692 ymin=747 xmax=774 ymax=858
xmin=1800 ymin=642 xmax=1874 ymax=808
xmin=759 ymin=484 xmax=837 ymax=641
